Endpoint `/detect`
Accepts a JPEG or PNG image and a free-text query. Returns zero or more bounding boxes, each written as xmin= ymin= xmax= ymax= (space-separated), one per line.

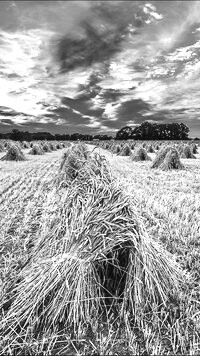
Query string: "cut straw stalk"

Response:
xmin=131 ymin=147 xmax=151 ymax=162
xmin=1 ymin=145 xmax=26 ymax=161
xmin=0 ymin=144 xmax=186 ymax=353
xmin=28 ymin=144 xmax=44 ymax=155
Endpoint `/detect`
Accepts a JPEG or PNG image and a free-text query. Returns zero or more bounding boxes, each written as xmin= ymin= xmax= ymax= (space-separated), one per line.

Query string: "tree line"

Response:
xmin=0 ymin=122 xmax=192 ymax=141
xmin=0 ymin=129 xmax=113 ymax=141
xmin=116 ymin=122 xmax=190 ymax=140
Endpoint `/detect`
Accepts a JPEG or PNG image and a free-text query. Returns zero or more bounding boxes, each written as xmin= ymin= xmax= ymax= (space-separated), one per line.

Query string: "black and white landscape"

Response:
xmin=0 ymin=2 xmax=200 ymax=355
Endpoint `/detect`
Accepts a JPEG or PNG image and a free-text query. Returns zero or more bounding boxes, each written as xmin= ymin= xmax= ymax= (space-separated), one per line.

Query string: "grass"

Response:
xmin=0 ymin=142 xmax=199 ymax=355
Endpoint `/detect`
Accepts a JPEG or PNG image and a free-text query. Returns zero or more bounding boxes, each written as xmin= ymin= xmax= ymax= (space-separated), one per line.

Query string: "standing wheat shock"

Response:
xmin=0 ymin=144 xmax=186 ymax=354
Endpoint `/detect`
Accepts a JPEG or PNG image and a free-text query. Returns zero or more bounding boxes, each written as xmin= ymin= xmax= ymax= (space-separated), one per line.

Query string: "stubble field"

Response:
xmin=0 ymin=141 xmax=199 ymax=355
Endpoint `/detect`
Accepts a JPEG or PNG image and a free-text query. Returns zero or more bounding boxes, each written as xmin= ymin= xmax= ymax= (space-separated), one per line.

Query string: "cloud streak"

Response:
xmin=0 ymin=1 xmax=200 ymax=137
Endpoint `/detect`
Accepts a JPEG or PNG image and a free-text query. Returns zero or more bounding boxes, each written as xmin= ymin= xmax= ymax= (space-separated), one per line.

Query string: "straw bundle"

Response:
xmin=118 ymin=144 xmax=132 ymax=156
xmin=0 ymin=142 xmax=5 ymax=152
xmin=131 ymin=147 xmax=151 ymax=162
xmin=0 ymin=146 xmax=184 ymax=353
xmin=180 ymin=145 xmax=196 ymax=159
xmin=147 ymin=144 xmax=155 ymax=153
xmin=22 ymin=141 xmax=30 ymax=149
xmin=28 ymin=144 xmax=44 ymax=155
xmin=1 ymin=145 xmax=26 ymax=161
xmin=42 ymin=143 xmax=51 ymax=153
xmin=191 ymin=144 xmax=198 ymax=154
xmin=49 ymin=142 xmax=57 ymax=151
xmin=159 ymin=149 xmax=184 ymax=171
xmin=151 ymin=145 xmax=174 ymax=168
xmin=112 ymin=144 xmax=121 ymax=154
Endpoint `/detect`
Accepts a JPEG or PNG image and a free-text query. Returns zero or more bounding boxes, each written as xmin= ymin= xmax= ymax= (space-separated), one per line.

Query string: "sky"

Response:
xmin=0 ymin=1 xmax=200 ymax=137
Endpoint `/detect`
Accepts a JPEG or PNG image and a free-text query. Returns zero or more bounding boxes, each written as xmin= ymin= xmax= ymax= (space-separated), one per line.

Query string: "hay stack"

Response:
xmin=130 ymin=143 xmax=136 ymax=150
xmin=180 ymin=145 xmax=196 ymax=159
xmin=1 ymin=145 xmax=26 ymax=161
xmin=191 ymin=144 xmax=198 ymax=154
xmin=151 ymin=146 xmax=174 ymax=168
xmin=118 ymin=143 xmax=132 ymax=156
xmin=59 ymin=143 xmax=92 ymax=182
xmin=0 ymin=149 xmax=184 ymax=354
xmin=49 ymin=142 xmax=57 ymax=151
xmin=131 ymin=147 xmax=151 ymax=161
xmin=28 ymin=144 xmax=44 ymax=155
xmin=42 ymin=143 xmax=51 ymax=153
xmin=112 ymin=144 xmax=121 ymax=154
xmin=159 ymin=149 xmax=184 ymax=171
xmin=56 ymin=143 xmax=61 ymax=149
xmin=5 ymin=142 xmax=12 ymax=150
xmin=0 ymin=142 xmax=5 ymax=152
xmin=22 ymin=141 xmax=30 ymax=149
xmin=147 ymin=144 xmax=155 ymax=153
xmin=75 ymin=142 xmax=90 ymax=159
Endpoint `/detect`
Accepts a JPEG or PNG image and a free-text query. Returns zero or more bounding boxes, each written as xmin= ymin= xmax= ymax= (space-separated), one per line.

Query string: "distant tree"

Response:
xmin=55 ymin=134 xmax=71 ymax=140
xmin=116 ymin=122 xmax=190 ymax=140
xmin=70 ymin=133 xmax=83 ymax=141
xmin=32 ymin=132 xmax=55 ymax=140
xmin=178 ymin=123 xmax=189 ymax=140
xmin=10 ymin=129 xmax=23 ymax=141
xmin=93 ymin=134 xmax=112 ymax=140
xmin=132 ymin=122 xmax=157 ymax=140
xmin=115 ymin=126 xmax=134 ymax=140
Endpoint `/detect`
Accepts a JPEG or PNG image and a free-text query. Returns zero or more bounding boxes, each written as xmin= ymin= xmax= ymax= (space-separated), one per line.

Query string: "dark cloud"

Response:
xmin=52 ymin=1 xmax=150 ymax=73
xmin=1 ymin=1 xmax=200 ymax=137
xmin=61 ymin=97 xmax=104 ymax=118
xmin=98 ymin=89 xmax=128 ymax=103
xmin=76 ymin=70 xmax=105 ymax=100
xmin=0 ymin=118 xmax=14 ymax=125
xmin=0 ymin=71 xmax=21 ymax=79
xmin=47 ymin=104 xmax=92 ymax=126
xmin=142 ymin=108 xmax=189 ymax=123
xmin=114 ymin=99 xmax=151 ymax=122
xmin=54 ymin=22 xmax=125 ymax=73
xmin=0 ymin=106 xmax=26 ymax=117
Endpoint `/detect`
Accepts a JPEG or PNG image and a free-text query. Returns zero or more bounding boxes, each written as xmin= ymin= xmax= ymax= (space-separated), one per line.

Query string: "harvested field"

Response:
xmin=0 ymin=141 xmax=199 ymax=355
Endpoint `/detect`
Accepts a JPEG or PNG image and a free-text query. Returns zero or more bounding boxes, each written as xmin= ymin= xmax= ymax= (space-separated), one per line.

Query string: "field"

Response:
xmin=0 ymin=140 xmax=199 ymax=355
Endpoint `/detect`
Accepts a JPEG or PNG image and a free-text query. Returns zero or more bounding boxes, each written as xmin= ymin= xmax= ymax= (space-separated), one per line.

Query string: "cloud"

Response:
xmin=0 ymin=118 xmax=14 ymax=125
xmin=51 ymin=1 xmax=156 ymax=73
xmin=1 ymin=1 xmax=200 ymax=136
xmin=99 ymin=98 xmax=152 ymax=129
xmin=0 ymin=106 xmax=27 ymax=117
xmin=61 ymin=97 xmax=104 ymax=119
xmin=115 ymin=99 xmax=151 ymax=120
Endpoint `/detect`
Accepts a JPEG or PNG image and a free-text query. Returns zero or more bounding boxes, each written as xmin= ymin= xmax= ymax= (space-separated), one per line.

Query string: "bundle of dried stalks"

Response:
xmin=1 ymin=145 xmax=26 ymax=161
xmin=0 ymin=145 xmax=185 ymax=354
xmin=159 ymin=149 xmax=184 ymax=171
xmin=131 ymin=147 xmax=151 ymax=162
xmin=29 ymin=144 xmax=44 ymax=155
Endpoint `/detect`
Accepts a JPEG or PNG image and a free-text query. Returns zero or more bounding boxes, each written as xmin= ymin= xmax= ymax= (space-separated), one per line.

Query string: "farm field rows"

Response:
xmin=94 ymin=146 xmax=200 ymax=278
xmin=0 ymin=149 xmax=64 ymax=300
xmin=0 ymin=141 xmax=199 ymax=355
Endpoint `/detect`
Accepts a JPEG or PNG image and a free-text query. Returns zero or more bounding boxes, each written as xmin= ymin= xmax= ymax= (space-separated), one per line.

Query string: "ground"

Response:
xmin=94 ymin=146 xmax=200 ymax=280
xmin=0 ymin=144 xmax=199 ymax=355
